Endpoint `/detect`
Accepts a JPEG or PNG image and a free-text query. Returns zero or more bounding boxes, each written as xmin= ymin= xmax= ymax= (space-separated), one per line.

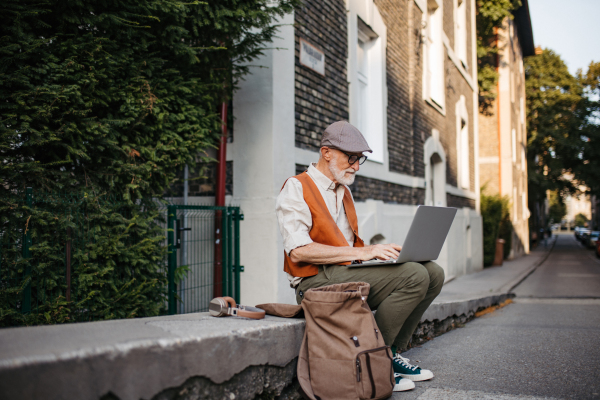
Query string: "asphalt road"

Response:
xmin=393 ymin=233 xmax=600 ymax=400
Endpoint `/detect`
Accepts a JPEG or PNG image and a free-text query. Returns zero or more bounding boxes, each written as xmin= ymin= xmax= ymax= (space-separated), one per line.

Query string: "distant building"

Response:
xmin=478 ymin=0 xmax=534 ymax=258
xmin=565 ymin=193 xmax=591 ymax=225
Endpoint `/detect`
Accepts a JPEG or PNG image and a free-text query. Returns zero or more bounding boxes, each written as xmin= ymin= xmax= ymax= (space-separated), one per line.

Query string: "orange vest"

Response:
xmin=282 ymin=172 xmax=365 ymax=278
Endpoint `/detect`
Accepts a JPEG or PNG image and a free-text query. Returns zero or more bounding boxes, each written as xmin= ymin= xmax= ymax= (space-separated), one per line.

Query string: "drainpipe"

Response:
xmin=213 ymin=102 xmax=228 ymax=297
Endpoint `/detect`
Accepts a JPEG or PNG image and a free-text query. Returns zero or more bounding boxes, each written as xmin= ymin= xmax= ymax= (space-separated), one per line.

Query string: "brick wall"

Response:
xmin=295 ymin=0 xmax=349 ymax=151
xmin=374 ymin=0 xmax=415 ymax=176
xmin=350 ymin=176 xmax=425 ymax=204
xmin=447 ymin=193 xmax=476 ymax=209
xmin=295 ymin=164 xmax=424 ymax=205
xmin=293 ymin=0 xmax=477 ymax=207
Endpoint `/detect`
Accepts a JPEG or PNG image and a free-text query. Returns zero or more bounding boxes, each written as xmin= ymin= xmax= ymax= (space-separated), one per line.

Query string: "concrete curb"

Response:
xmin=506 ymin=235 xmax=557 ymax=293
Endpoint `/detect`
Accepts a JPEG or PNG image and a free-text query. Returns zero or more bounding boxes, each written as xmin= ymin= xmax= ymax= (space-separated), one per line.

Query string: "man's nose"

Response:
xmin=351 ymin=162 xmax=360 ymax=172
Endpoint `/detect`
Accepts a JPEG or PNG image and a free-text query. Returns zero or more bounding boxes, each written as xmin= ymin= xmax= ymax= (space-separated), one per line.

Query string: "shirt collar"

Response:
xmin=307 ymin=163 xmax=337 ymax=191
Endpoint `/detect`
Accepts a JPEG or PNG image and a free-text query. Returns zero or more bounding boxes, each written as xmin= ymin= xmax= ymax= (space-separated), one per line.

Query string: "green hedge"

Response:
xmin=481 ymin=192 xmax=512 ymax=266
xmin=0 ymin=0 xmax=297 ymax=326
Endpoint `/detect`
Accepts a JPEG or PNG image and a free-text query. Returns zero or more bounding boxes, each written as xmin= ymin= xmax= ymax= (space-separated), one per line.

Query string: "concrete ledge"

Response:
xmin=0 ymin=246 xmax=555 ymax=400
xmin=0 ymin=314 xmax=304 ymax=400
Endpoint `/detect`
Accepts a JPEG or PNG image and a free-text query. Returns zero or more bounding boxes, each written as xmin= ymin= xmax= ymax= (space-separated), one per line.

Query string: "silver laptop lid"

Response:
xmin=396 ymin=205 xmax=457 ymax=263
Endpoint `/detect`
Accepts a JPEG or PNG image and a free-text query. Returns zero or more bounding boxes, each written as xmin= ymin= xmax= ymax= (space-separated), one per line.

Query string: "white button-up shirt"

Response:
xmin=275 ymin=163 xmax=356 ymax=287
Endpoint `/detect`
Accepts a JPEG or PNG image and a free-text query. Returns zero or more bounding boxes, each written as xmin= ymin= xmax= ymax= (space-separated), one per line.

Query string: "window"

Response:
xmin=356 ymin=23 xmax=371 ymax=137
xmin=454 ymin=0 xmax=468 ymax=67
xmin=513 ymin=186 xmax=518 ymax=222
xmin=425 ymin=0 xmax=444 ymax=108
xmin=348 ymin=3 xmax=387 ymax=163
xmin=520 ymin=97 xmax=525 ymax=125
xmin=512 ymin=128 xmax=517 ymax=163
xmin=456 ymin=96 xmax=469 ymax=189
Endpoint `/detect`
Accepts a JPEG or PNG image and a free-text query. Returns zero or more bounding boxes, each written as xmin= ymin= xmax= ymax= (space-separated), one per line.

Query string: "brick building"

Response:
xmin=478 ymin=1 xmax=534 ymax=258
xmin=189 ymin=0 xmax=484 ymax=305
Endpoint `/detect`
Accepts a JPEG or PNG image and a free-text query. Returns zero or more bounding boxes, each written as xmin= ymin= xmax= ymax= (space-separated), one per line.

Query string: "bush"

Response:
xmin=574 ymin=213 xmax=588 ymax=227
xmin=481 ymin=192 xmax=512 ymax=266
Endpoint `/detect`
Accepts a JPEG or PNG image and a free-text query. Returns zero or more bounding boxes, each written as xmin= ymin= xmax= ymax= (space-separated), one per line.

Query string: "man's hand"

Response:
xmin=358 ymin=243 xmax=402 ymax=261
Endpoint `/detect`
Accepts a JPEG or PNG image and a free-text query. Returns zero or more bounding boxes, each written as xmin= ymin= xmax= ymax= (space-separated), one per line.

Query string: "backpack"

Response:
xmin=259 ymin=281 xmax=394 ymax=400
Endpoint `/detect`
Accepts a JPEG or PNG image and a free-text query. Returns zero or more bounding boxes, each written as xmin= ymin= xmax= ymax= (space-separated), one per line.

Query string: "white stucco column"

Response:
xmin=230 ymin=12 xmax=297 ymax=305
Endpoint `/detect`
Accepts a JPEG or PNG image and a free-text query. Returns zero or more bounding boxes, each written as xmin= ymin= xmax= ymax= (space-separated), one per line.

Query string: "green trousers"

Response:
xmin=295 ymin=261 xmax=444 ymax=350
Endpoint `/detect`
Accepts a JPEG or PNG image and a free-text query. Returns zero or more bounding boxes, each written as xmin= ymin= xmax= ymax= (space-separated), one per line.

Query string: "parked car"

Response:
xmin=588 ymin=231 xmax=600 ymax=249
xmin=596 ymin=240 xmax=600 ymax=258
xmin=577 ymin=228 xmax=590 ymax=242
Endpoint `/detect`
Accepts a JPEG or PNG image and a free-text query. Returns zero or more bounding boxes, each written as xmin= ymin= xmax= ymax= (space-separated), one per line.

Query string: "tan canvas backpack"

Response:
xmin=259 ymin=281 xmax=394 ymax=400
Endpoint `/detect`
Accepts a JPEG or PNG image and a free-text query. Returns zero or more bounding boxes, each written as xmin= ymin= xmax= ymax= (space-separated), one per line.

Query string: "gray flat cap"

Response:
xmin=321 ymin=121 xmax=373 ymax=153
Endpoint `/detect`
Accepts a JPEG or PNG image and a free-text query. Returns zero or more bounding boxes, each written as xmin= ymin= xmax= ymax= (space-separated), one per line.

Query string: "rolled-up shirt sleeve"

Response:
xmin=276 ymin=178 xmax=313 ymax=255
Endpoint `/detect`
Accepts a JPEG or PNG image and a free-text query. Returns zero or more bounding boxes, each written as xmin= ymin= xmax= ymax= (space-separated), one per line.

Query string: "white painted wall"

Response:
xmin=355 ymin=200 xmax=483 ymax=284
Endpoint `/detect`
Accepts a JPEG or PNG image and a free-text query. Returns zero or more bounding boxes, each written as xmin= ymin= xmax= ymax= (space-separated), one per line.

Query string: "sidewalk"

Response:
xmin=422 ymin=235 xmax=556 ymax=322
xmin=0 ymin=239 xmax=556 ymax=400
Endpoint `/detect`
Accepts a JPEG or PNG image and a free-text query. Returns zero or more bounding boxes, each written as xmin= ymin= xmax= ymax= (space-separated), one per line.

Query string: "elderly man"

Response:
xmin=276 ymin=121 xmax=444 ymax=392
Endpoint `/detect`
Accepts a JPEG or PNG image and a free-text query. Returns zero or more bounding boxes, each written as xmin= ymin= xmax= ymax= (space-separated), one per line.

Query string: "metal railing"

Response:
xmin=0 ymin=188 xmax=243 ymax=326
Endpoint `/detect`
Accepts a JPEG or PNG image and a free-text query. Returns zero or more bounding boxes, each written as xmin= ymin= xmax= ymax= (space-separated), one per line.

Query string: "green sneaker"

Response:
xmin=393 ymin=354 xmax=434 ymax=381
xmin=393 ymin=373 xmax=415 ymax=391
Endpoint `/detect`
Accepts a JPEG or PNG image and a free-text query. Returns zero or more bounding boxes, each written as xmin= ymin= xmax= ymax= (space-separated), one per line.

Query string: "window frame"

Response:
xmin=347 ymin=1 xmax=387 ymax=164
xmin=454 ymin=0 xmax=468 ymax=68
xmin=455 ymin=95 xmax=470 ymax=190
xmin=423 ymin=0 xmax=445 ymax=111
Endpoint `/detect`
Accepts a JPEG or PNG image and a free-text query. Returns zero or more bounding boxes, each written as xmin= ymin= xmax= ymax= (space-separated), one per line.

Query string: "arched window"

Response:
xmin=424 ymin=131 xmax=447 ymax=207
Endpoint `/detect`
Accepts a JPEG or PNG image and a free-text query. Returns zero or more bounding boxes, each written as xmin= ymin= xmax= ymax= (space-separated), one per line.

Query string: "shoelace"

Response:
xmin=394 ymin=354 xmax=419 ymax=372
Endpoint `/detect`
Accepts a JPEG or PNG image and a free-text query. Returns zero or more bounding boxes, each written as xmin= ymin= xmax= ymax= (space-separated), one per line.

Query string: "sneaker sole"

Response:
xmin=393 ymin=380 xmax=416 ymax=391
xmin=398 ymin=370 xmax=434 ymax=382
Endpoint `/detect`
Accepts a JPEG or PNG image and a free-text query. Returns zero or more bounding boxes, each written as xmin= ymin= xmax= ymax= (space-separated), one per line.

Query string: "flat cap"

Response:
xmin=321 ymin=121 xmax=372 ymax=153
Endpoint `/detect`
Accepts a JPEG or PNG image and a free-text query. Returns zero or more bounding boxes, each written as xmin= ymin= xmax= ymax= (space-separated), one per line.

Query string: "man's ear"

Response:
xmin=320 ymin=147 xmax=332 ymax=161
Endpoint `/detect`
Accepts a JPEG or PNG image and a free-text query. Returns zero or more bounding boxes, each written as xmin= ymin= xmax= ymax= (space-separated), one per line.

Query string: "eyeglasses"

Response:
xmin=341 ymin=151 xmax=368 ymax=165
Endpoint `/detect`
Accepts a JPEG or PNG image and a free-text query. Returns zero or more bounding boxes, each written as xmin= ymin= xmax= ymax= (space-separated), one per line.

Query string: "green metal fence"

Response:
xmin=0 ymin=188 xmax=243 ymax=326
xmin=167 ymin=205 xmax=243 ymax=315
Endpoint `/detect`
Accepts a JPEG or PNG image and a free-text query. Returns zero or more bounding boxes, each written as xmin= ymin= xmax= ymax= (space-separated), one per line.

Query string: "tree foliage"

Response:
xmin=548 ymin=190 xmax=567 ymax=223
xmin=574 ymin=61 xmax=600 ymax=196
xmin=476 ymin=0 xmax=521 ymax=110
xmin=0 ymin=0 xmax=297 ymax=326
xmin=574 ymin=213 xmax=588 ymax=227
xmin=525 ymin=51 xmax=600 ymax=207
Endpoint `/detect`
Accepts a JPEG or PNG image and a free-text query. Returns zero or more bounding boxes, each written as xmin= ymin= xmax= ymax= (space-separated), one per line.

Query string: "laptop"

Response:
xmin=347 ymin=205 xmax=457 ymax=267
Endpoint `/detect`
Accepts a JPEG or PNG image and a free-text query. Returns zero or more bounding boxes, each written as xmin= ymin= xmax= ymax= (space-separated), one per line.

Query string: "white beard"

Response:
xmin=329 ymin=155 xmax=356 ymax=186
